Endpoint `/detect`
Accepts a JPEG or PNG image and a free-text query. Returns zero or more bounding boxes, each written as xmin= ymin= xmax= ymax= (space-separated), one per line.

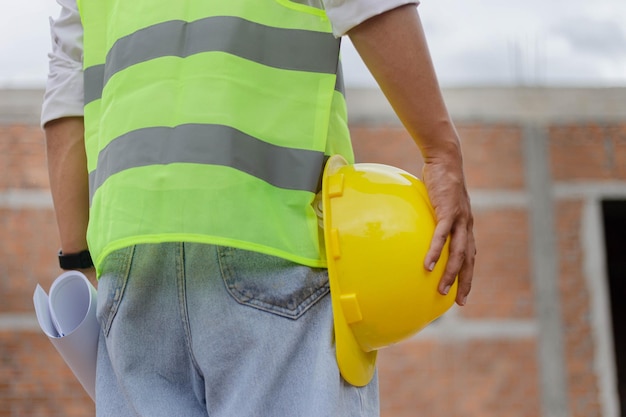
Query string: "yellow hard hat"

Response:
xmin=322 ymin=155 xmax=457 ymax=387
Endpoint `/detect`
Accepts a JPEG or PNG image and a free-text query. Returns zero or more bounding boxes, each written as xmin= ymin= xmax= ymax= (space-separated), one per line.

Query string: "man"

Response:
xmin=43 ymin=0 xmax=475 ymax=415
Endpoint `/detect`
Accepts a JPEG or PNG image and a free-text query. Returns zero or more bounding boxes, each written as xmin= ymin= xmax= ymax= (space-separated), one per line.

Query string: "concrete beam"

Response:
xmin=3 ymin=87 xmax=626 ymax=126
xmin=345 ymin=87 xmax=626 ymax=125
xmin=0 ymin=313 xmax=40 ymax=332
xmin=0 ymin=89 xmax=44 ymax=124
xmin=0 ymin=189 xmax=53 ymax=209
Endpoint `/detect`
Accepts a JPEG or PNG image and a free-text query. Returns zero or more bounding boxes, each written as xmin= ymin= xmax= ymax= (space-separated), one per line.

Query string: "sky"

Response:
xmin=1 ymin=0 xmax=626 ymax=88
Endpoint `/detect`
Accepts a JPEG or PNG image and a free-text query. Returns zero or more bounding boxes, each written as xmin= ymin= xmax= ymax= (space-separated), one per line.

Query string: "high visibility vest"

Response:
xmin=78 ymin=0 xmax=354 ymax=273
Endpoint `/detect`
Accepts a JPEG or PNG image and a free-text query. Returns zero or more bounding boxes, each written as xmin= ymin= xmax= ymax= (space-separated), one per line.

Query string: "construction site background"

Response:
xmin=2 ymin=86 xmax=626 ymax=417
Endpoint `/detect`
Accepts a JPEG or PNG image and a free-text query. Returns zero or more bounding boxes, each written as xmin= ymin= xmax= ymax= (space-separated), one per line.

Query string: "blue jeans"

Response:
xmin=95 ymin=243 xmax=379 ymax=416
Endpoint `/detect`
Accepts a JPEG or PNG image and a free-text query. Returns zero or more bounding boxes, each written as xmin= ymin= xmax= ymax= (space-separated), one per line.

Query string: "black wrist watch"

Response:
xmin=58 ymin=249 xmax=94 ymax=270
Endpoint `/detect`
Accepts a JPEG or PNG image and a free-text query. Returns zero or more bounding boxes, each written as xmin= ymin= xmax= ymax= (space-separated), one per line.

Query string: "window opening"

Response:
xmin=602 ymin=199 xmax=626 ymax=415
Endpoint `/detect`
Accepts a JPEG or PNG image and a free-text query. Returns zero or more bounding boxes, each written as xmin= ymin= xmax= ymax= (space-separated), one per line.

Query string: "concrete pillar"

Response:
xmin=523 ymin=124 xmax=570 ymax=417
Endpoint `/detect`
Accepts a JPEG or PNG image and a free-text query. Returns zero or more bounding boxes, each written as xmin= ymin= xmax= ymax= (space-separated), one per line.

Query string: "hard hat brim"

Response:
xmin=329 ymin=277 xmax=378 ymax=386
xmin=323 ymin=155 xmax=378 ymax=387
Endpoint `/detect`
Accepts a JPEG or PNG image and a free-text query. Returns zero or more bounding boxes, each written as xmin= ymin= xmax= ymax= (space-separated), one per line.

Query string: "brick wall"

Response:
xmin=0 ymin=122 xmax=94 ymax=416
xmin=2 ymin=88 xmax=626 ymax=416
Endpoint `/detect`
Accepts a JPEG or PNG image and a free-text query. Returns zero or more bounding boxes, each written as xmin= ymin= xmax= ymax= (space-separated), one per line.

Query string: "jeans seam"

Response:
xmin=102 ymin=245 xmax=134 ymax=337
xmin=177 ymin=242 xmax=203 ymax=376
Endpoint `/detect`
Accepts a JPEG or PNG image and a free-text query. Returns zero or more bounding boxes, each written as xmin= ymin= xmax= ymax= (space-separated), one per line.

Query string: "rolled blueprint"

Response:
xmin=33 ymin=271 xmax=99 ymax=401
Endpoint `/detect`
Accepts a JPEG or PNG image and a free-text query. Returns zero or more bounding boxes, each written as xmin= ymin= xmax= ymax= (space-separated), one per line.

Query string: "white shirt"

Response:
xmin=41 ymin=0 xmax=418 ymax=126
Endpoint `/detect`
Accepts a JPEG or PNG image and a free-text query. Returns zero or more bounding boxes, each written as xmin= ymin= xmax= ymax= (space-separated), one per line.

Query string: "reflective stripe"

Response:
xmin=84 ymin=16 xmax=340 ymax=105
xmin=335 ymin=61 xmax=345 ymax=96
xmin=84 ymin=64 xmax=105 ymax=105
xmin=89 ymin=124 xmax=325 ymax=200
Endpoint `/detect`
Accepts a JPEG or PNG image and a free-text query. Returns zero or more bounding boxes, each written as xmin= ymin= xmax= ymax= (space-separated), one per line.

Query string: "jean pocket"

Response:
xmin=218 ymin=247 xmax=329 ymax=320
xmin=96 ymin=246 xmax=134 ymax=336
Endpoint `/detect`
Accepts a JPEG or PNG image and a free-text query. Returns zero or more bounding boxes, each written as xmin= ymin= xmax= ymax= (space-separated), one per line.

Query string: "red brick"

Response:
xmin=350 ymin=123 xmax=526 ymax=190
xmin=461 ymin=208 xmax=534 ymax=319
xmin=550 ymin=124 xmax=626 ymax=181
xmin=0 ymin=125 xmax=49 ymax=190
xmin=350 ymin=125 xmax=424 ymax=177
xmin=0 ymin=208 xmax=60 ymax=313
xmin=0 ymin=332 xmax=93 ymax=417
xmin=555 ymin=200 xmax=602 ymax=417
xmin=378 ymin=339 xmax=540 ymax=417
xmin=457 ymin=124 xmax=525 ymax=190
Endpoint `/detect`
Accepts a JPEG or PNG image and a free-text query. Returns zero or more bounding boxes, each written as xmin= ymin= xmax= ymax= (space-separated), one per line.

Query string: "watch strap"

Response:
xmin=58 ymin=249 xmax=94 ymax=270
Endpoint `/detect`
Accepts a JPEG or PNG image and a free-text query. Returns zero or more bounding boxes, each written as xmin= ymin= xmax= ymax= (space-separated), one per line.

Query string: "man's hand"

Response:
xmin=422 ymin=151 xmax=475 ymax=306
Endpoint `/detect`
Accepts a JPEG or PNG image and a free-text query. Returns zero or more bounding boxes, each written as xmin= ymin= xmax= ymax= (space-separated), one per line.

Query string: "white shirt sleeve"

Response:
xmin=323 ymin=0 xmax=419 ymax=37
xmin=41 ymin=0 xmax=84 ymax=127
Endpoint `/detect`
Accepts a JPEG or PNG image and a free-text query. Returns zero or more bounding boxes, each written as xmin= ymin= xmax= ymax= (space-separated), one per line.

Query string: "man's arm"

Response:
xmin=43 ymin=0 xmax=94 ymax=278
xmin=44 ymin=116 xmax=94 ymax=278
xmin=347 ymin=5 xmax=475 ymax=305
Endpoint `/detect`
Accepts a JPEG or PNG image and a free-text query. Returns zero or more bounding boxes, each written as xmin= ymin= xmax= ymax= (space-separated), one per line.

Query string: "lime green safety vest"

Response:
xmin=78 ymin=0 xmax=354 ymax=274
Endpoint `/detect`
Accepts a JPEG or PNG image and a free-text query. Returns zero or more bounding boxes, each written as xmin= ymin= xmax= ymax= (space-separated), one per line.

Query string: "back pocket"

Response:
xmin=218 ymin=247 xmax=329 ymax=320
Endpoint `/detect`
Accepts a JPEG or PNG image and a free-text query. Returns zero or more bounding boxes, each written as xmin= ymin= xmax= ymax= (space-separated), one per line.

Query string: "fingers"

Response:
xmin=455 ymin=231 xmax=476 ymax=306
xmin=436 ymin=221 xmax=467 ymax=300
xmin=429 ymin=209 xmax=476 ymax=307
xmin=424 ymin=217 xmax=452 ymax=272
